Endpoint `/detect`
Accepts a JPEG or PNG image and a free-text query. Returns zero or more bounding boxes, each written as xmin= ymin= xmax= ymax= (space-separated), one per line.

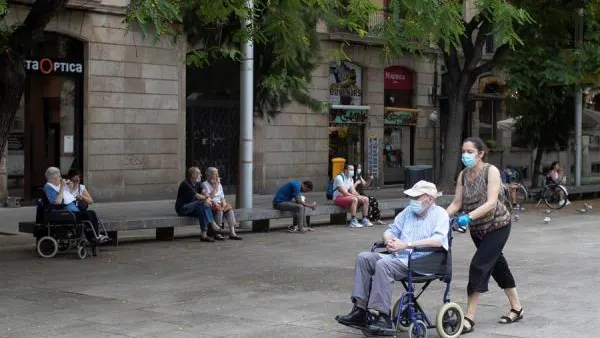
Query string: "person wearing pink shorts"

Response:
xmin=332 ymin=164 xmax=372 ymax=228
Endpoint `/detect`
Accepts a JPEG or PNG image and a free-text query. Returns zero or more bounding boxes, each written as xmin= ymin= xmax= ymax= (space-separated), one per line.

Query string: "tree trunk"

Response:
xmin=437 ymin=90 xmax=467 ymax=193
xmin=0 ymin=55 xmax=27 ymax=160
xmin=531 ymin=147 xmax=544 ymax=188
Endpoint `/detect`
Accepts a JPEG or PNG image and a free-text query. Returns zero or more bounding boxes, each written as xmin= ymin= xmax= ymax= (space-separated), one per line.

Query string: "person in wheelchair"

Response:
xmin=335 ymin=180 xmax=449 ymax=333
xmin=43 ymin=167 xmax=109 ymax=243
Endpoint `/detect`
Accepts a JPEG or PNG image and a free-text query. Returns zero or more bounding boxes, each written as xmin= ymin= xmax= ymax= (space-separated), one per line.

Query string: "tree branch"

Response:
xmin=471 ymin=43 xmax=511 ymax=78
xmin=9 ymin=0 xmax=69 ymax=56
xmin=465 ymin=19 xmax=491 ymax=72
xmin=440 ymin=40 xmax=461 ymax=84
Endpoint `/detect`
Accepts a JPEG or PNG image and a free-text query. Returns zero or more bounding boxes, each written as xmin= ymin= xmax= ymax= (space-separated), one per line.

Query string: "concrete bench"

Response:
xmin=18 ymin=195 xmax=454 ymax=243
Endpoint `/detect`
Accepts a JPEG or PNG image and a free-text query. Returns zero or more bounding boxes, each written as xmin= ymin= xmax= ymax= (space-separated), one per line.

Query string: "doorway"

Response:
xmin=6 ymin=33 xmax=84 ymax=201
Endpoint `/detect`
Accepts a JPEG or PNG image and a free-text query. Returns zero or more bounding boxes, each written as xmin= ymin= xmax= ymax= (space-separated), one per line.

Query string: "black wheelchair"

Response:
xmin=362 ymin=222 xmax=463 ymax=338
xmin=32 ymin=194 xmax=107 ymax=259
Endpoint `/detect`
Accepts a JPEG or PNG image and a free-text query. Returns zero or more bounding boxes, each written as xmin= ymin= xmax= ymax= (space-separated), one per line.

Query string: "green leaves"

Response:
xmin=124 ymin=0 xmax=182 ymax=43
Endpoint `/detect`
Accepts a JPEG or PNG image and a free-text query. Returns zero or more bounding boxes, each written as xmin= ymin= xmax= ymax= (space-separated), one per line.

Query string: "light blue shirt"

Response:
xmin=383 ymin=204 xmax=449 ymax=264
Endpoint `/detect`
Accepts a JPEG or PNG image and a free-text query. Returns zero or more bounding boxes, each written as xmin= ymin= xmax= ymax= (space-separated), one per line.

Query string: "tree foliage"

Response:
xmin=126 ymin=0 xmax=379 ymax=116
xmin=376 ymin=0 xmax=533 ymax=189
xmin=504 ymin=0 xmax=600 ymax=182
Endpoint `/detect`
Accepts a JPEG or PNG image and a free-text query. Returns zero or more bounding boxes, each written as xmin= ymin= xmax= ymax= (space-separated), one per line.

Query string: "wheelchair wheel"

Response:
xmin=435 ymin=302 xmax=464 ymax=338
xmin=542 ymin=184 xmax=568 ymax=209
xmin=37 ymin=236 xmax=58 ymax=258
xmin=408 ymin=319 xmax=427 ymax=338
xmin=392 ymin=296 xmax=410 ymax=332
xmin=77 ymin=245 xmax=87 ymax=259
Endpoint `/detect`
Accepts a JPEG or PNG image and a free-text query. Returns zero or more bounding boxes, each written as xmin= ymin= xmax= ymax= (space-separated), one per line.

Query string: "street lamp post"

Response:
xmin=429 ymin=110 xmax=439 ymax=183
xmin=575 ymin=6 xmax=584 ymax=186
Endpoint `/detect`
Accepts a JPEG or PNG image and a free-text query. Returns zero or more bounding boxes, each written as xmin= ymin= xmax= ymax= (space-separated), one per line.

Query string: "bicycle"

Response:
xmin=505 ymin=167 xmax=569 ymax=210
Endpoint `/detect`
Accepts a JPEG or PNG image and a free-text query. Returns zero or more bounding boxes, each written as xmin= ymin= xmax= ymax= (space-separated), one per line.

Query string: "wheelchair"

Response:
xmin=362 ymin=221 xmax=463 ymax=338
xmin=32 ymin=194 xmax=106 ymax=259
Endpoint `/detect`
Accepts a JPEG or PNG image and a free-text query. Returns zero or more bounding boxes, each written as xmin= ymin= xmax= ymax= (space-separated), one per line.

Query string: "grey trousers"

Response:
xmin=214 ymin=209 xmax=236 ymax=230
xmin=273 ymin=202 xmax=307 ymax=229
xmin=352 ymin=252 xmax=409 ymax=314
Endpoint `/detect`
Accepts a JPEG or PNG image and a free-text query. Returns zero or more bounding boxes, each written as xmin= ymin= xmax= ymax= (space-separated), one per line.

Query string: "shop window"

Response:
xmin=592 ymin=162 xmax=600 ymax=174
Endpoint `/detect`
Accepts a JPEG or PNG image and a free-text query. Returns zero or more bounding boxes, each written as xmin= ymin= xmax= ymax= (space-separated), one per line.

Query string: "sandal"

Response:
xmin=214 ymin=234 xmax=226 ymax=241
xmin=462 ymin=317 xmax=475 ymax=334
xmin=229 ymin=235 xmax=243 ymax=240
xmin=499 ymin=308 xmax=523 ymax=324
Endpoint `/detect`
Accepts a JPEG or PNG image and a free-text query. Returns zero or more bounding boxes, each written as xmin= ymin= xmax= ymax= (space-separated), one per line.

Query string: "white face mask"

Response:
xmin=357 ymin=169 xmax=362 ymax=175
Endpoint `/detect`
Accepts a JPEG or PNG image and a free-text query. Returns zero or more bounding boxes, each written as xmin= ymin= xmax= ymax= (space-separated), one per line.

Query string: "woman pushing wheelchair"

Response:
xmin=446 ymin=137 xmax=523 ymax=334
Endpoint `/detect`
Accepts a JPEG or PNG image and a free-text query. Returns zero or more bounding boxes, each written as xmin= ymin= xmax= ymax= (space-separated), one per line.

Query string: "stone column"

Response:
xmin=0 ymin=146 xmax=6 ymax=201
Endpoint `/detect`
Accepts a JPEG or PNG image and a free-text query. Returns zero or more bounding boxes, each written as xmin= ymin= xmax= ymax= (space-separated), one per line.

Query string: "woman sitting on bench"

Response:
xmin=175 ymin=166 xmax=226 ymax=242
xmin=43 ymin=167 xmax=109 ymax=243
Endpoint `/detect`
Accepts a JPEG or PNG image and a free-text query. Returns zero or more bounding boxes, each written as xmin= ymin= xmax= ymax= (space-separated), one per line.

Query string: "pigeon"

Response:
xmin=578 ymin=208 xmax=587 ymax=213
xmin=514 ymin=214 xmax=520 ymax=222
xmin=543 ymin=216 xmax=551 ymax=224
xmin=585 ymin=203 xmax=593 ymax=211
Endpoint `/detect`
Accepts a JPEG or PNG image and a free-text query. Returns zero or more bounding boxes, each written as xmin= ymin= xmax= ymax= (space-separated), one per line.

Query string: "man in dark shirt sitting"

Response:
xmin=175 ymin=167 xmax=225 ymax=242
xmin=272 ymin=180 xmax=316 ymax=233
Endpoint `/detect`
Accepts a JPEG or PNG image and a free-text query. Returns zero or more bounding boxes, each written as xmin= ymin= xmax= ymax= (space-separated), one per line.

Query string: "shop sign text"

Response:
xmin=24 ymin=58 xmax=83 ymax=75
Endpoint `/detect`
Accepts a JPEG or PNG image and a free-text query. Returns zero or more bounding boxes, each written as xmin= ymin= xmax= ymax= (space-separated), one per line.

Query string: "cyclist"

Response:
xmin=547 ymin=161 xmax=570 ymax=206
xmin=502 ymin=166 xmax=520 ymax=208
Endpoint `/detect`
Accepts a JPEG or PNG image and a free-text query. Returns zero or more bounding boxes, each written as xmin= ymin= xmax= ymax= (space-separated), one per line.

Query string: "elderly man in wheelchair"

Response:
xmin=335 ymin=180 xmax=464 ymax=338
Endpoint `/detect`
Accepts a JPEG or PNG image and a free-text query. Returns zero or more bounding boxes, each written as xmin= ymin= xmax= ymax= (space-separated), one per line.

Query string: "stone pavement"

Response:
xmin=1 ymin=206 xmax=600 ymax=338
xmin=0 ymin=188 xmax=408 ymax=235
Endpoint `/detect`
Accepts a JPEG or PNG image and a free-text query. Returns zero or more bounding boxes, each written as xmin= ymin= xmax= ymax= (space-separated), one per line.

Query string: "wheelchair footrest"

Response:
xmin=361 ymin=327 xmax=395 ymax=337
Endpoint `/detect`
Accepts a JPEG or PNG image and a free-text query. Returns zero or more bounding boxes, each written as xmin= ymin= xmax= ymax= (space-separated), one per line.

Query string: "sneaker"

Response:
xmin=287 ymin=226 xmax=299 ymax=233
xmin=349 ymin=218 xmax=363 ymax=228
xmin=361 ymin=218 xmax=373 ymax=227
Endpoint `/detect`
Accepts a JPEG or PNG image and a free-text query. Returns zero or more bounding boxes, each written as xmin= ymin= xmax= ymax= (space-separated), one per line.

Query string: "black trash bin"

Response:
xmin=404 ymin=165 xmax=434 ymax=189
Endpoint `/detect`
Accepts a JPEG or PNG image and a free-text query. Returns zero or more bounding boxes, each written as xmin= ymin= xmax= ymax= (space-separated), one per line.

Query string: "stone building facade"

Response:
xmin=1 ymin=0 xmax=187 ymax=202
xmin=254 ymin=37 xmax=440 ymax=193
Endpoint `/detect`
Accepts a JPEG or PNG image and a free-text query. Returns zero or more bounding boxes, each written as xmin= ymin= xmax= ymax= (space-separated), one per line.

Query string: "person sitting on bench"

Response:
xmin=333 ymin=164 xmax=372 ymax=228
xmin=175 ymin=166 xmax=225 ymax=242
xmin=272 ymin=180 xmax=316 ymax=233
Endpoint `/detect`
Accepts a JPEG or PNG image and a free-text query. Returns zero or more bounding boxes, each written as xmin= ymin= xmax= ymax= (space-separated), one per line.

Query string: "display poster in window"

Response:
xmin=7 ymin=134 xmax=24 ymax=151
xmin=329 ymin=61 xmax=363 ymax=106
xmin=368 ymin=138 xmax=380 ymax=178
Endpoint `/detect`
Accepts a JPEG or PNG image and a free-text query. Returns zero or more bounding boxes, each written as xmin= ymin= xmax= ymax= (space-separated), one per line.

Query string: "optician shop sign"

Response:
xmin=24 ymin=58 xmax=83 ymax=75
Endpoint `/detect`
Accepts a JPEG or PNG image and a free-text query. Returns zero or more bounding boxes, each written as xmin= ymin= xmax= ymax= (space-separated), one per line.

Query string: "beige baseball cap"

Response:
xmin=404 ymin=180 xmax=442 ymax=198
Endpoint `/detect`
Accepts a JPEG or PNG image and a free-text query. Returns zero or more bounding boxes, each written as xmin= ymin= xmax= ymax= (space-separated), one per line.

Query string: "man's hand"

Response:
xmin=310 ymin=202 xmax=317 ymax=210
xmin=385 ymin=238 xmax=407 ymax=253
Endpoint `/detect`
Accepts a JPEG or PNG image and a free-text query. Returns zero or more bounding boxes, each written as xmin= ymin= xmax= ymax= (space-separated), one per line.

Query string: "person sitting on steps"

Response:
xmin=333 ymin=164 xmax=372 ymax=228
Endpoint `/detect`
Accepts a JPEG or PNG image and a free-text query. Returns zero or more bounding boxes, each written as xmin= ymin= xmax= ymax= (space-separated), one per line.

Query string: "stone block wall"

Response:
xmin=4 ymin=4 xmax=186 ymax=202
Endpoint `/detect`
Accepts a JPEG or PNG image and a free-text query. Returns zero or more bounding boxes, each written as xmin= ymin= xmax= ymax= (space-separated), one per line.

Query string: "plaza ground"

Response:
xmin=1 ymin=201 xmax=599 ymax=338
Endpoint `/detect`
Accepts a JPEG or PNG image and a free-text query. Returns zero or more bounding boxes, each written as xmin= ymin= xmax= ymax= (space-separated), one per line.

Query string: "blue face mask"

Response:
xmin=461 ymin=153 xmax=477 ymax=168
xmin=407 ymin=199 xmax=425 ymax=215
xmin=348 ymin=171 xmax=355 ymax=177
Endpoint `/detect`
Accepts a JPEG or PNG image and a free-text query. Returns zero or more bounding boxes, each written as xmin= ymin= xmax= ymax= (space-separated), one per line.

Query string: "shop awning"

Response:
xmin=329 ymin=105 xmax=370 ymax=124
xmin=384 ymin=107 xmax=419 ymax=125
